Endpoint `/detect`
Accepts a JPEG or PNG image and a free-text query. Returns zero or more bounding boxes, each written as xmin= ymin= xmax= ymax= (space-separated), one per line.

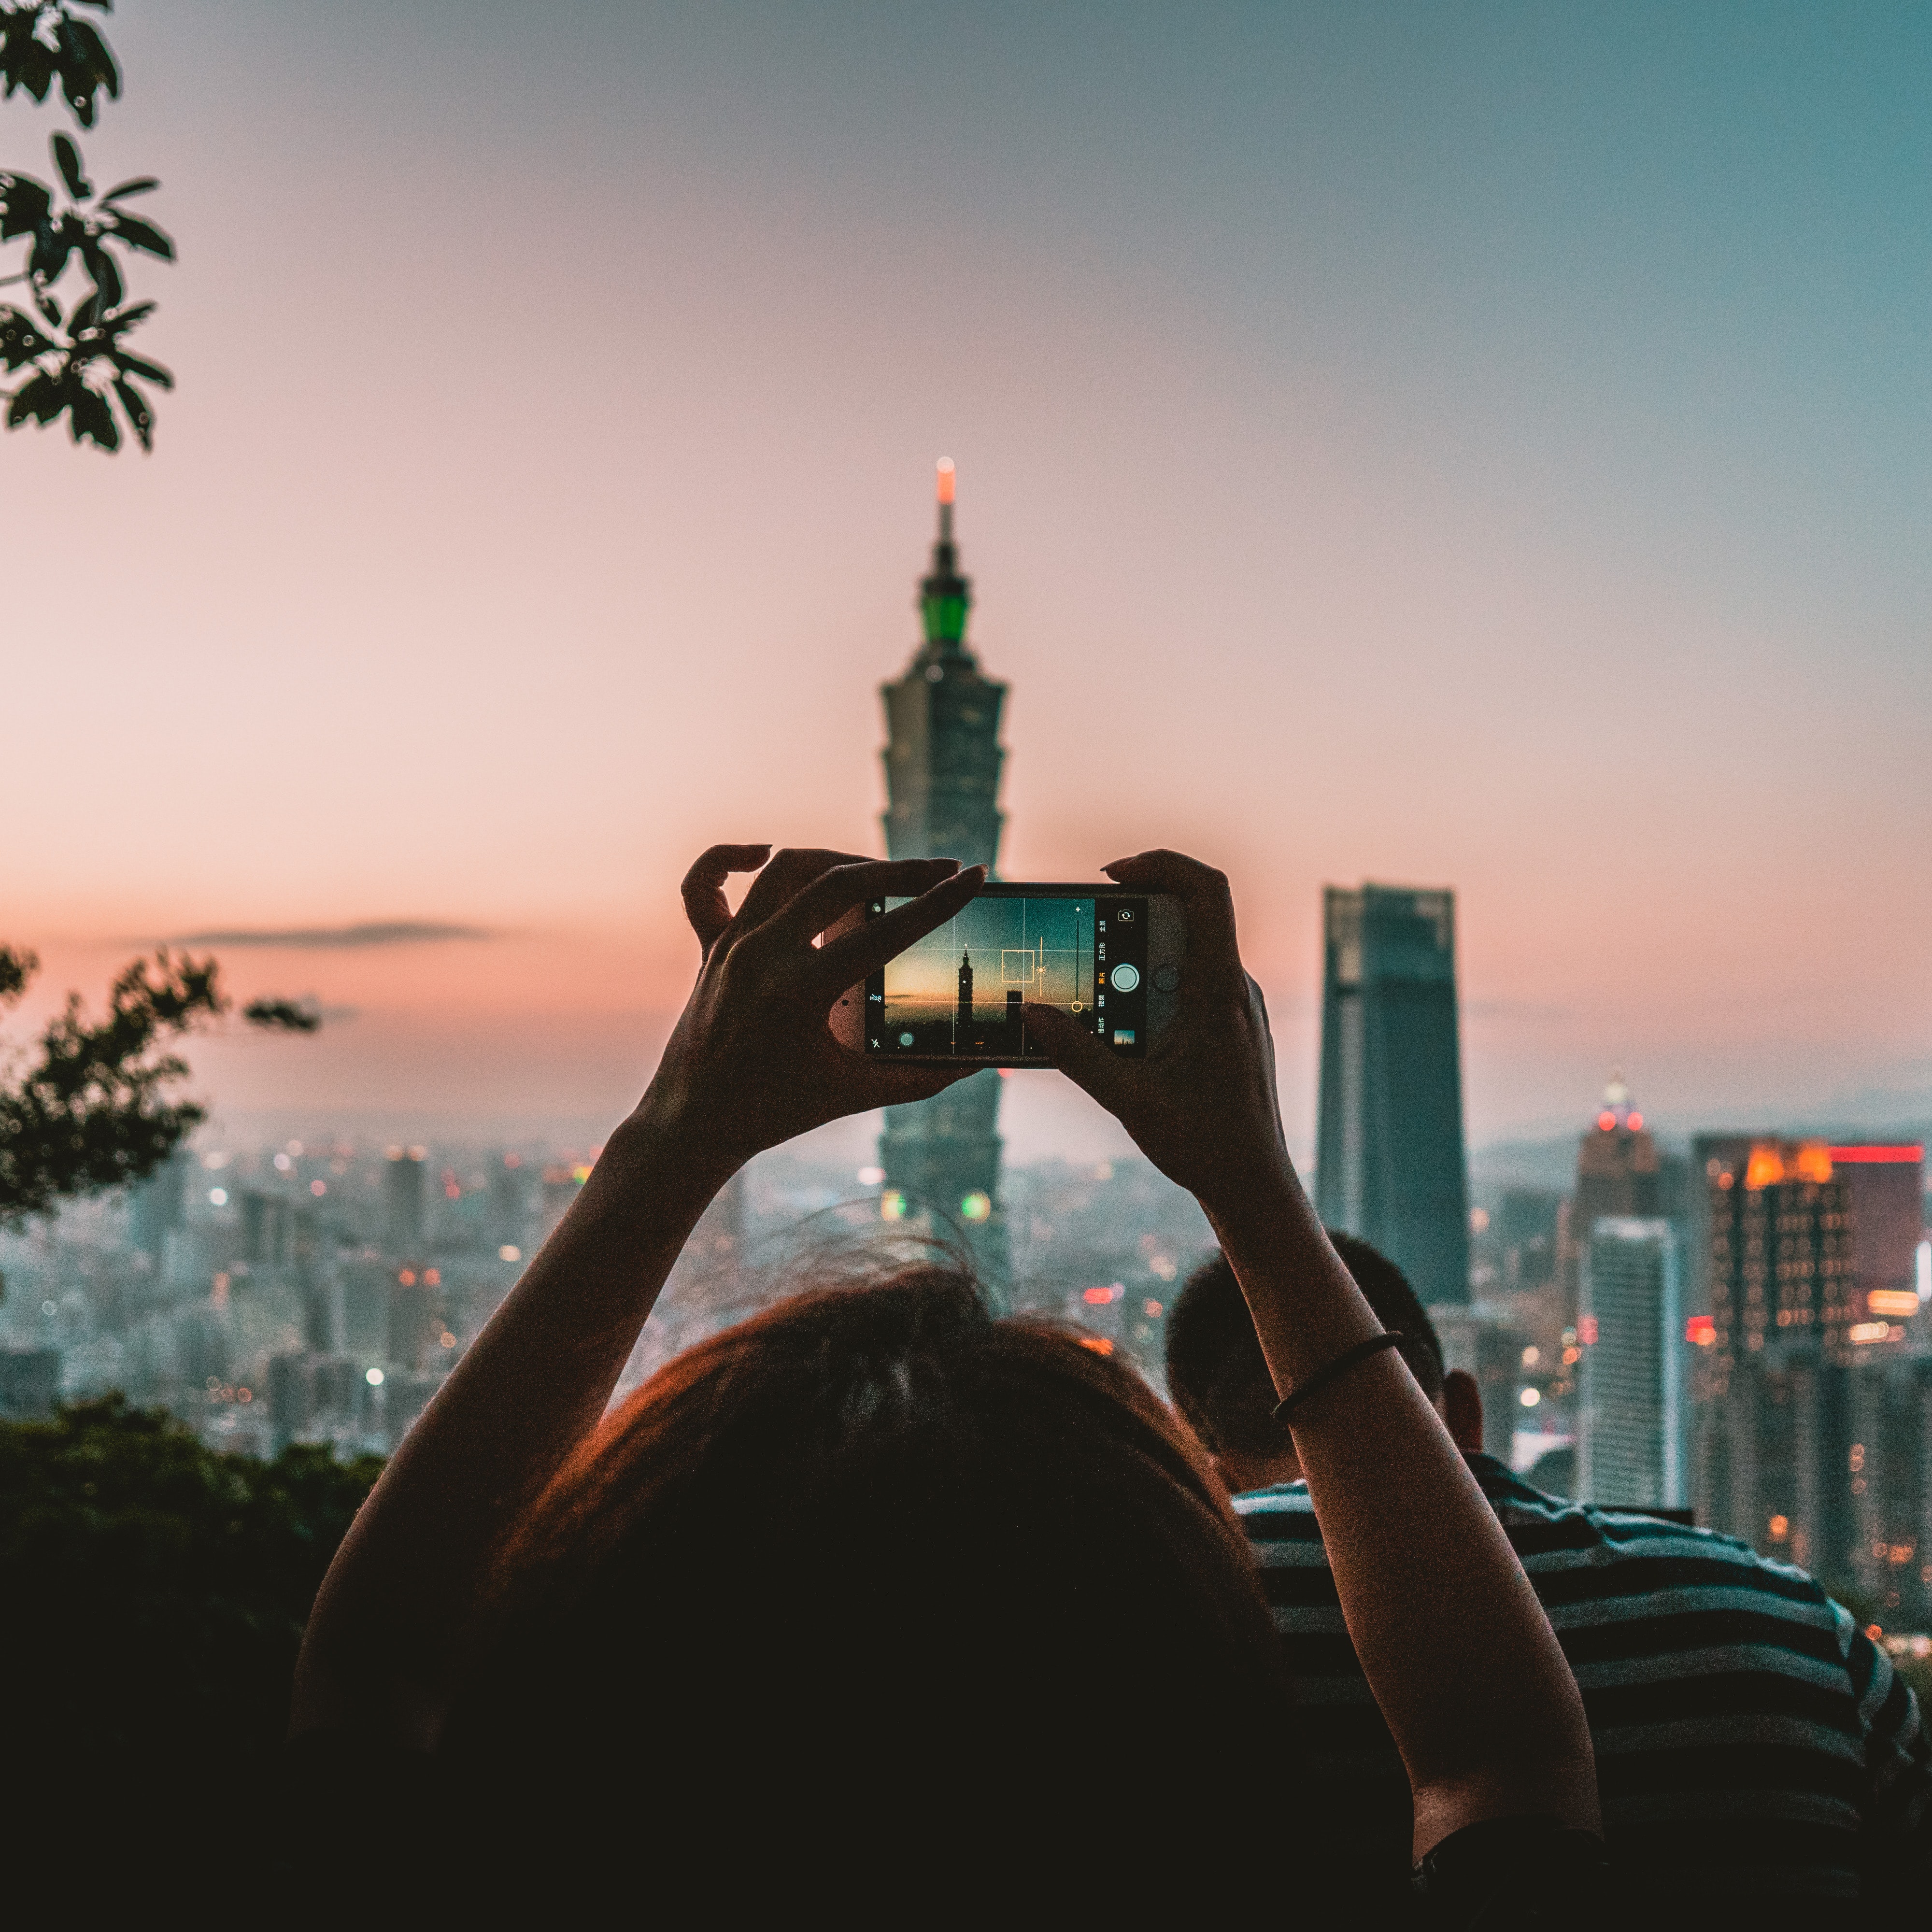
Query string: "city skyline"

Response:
xmin=4 ymin=3 xmax=1928 ymax=1155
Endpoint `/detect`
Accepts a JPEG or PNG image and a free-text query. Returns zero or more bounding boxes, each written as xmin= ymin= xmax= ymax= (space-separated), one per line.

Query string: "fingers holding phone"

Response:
xmin=641 ymin=848 xmax=987 ymax=1172
xmin=1022 ymin=851 xmax=1292 ymax=1211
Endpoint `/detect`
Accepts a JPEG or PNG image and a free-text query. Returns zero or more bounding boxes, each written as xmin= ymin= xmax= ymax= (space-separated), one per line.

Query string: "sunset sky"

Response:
xmin=6 ymin=3 xmax=1928 ymax=1164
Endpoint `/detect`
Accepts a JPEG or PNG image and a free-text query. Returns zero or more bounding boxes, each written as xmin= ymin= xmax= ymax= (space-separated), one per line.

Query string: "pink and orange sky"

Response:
xmin=5 ymin=3 xmax=1929 ymax=1162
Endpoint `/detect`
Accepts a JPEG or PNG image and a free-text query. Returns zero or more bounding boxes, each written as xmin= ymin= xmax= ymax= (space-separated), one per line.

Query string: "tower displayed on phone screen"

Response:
xmin=876 ymin=461 xmax=1009 ymax=1288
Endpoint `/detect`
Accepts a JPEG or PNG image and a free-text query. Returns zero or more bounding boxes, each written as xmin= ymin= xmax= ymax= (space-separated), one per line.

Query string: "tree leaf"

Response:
xmin=101 ymin=298 xmax=155 ymax=330
xmin=66 ymin=17 xmax=120 ymax=99
xmin=111 ymin=374 xmax=152 ymax=452
xmin=0 ymin=172 xmax=54 ymax=241
xmin=80 ymin=238 xmax=121 ymax=310
xmin=101 ymin=177 xmax=159 ymax=203
xmin=105 ymin=210 xmax=171 ymax=260
xmin=69 ymin=382 xmax=118 ymax=450
xmin=57 ymin=18 xmax=118 ymax=126
xmin=8 ymin=370 xmax=64 ymax=428
xmin=18 ymin=57 xmax=55 ymax=107
xmin=0 ymin=306 xmax=54 ymax=371
xmin=110 ymin=350 xmax=171 ymax=389
xmin=52 ymin=132 xmax=88 ymax=202
xmin=27 ymin=223 xmax=71 ymax=283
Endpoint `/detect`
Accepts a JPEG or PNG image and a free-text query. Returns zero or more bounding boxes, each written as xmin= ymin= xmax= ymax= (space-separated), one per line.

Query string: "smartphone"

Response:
xmin=829 ymin=882 xmax=1185 ymax=1067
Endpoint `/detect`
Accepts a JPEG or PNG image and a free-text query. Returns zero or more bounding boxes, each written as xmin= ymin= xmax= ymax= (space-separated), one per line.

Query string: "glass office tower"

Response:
xmin=1315 ymin=884 xmax=1471 ymax=1307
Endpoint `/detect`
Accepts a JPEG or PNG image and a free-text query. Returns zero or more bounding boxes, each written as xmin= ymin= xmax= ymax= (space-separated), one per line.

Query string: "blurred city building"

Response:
xmin=1578 ymin=1217 xmax=1685 ymax=1509
xmin=1556 ymin=1076 xmax=1686 ymax=1331
xmin=384 ymin=1146 xmax=427 ymax=1256
xmin=1692 ymin=1137 xmax=1930 ymax=1620
xmin=1315 ymin=883 xmax=1470 ymax=1308
xmin=128 ymin=1147 xmax=192 ymax=1261
xmin=876 ymin=463 xmax=1009 ymax=1290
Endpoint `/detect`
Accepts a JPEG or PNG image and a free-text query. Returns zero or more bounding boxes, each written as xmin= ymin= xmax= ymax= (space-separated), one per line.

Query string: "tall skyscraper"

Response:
xmin=384 ymin=1146 xmax=427 ymax=1258
xmin=877 ymin=462 xmax=1009 ymax=1286
xmin=1315 ymin=884 xmax=1470 ymax=1306
xmin=1578 ymin=1217 xmax=1685 ymax=1508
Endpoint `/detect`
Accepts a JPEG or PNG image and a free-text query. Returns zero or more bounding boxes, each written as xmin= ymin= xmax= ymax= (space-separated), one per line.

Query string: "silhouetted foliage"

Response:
xmin=0 ymin=1 xmax=119 ymax=125
xmin=0 ymin=1 xmax=171 ymax=450
xmin=0 ymin=945 xmax=319 ymax=1225
xmin=0 ymin=1398 xmax=381 ymax=1809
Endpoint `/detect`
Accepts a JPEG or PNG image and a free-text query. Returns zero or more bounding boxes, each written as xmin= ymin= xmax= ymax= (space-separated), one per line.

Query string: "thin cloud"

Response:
xmin=175 ymin=922 xmax=493 ymax=950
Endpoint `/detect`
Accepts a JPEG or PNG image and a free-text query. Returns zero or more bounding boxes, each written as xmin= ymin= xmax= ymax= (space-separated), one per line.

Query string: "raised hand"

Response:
xmin=644 ymin=843 xmax=987 ymax=1177
xmin=1022 ymin=850 xmax=1290 ymax=1214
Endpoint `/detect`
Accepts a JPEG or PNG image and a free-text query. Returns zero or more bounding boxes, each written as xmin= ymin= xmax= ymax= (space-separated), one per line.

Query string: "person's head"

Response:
xmin=1165 ymin=1233 xmax=1482 ymax=1493
xmin=440 ymin=1265 xmax=1296 ymax=1880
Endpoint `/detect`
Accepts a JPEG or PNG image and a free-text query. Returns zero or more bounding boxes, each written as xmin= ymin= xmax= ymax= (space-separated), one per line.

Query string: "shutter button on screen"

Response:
xmin=1152 ymin=965 xmax=1180 ymax=994
xmin=1109 ymin=964 xmax=1141 ymax=992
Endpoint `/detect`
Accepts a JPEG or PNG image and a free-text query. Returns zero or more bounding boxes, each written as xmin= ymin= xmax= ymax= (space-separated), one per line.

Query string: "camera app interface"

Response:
xmin=864 ymin=893 xmax=1149 ymax=1059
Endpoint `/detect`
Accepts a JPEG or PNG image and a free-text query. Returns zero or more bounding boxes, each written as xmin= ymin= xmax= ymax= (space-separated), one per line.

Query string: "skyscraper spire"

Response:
xmin=877 ymin=460 xmax=1010 ymax=1294
xmin=920 ymin=457 xmax=971 ymax=653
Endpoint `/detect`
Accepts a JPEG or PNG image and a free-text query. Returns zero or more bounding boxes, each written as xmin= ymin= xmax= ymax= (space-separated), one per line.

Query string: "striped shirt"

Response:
xmin=1238 ymin=1454 xmax=1932 ymax=1910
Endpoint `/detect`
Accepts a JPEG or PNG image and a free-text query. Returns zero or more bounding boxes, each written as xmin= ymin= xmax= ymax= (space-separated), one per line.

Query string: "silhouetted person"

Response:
xmin=1168 ymin=1236 xmax=1932 ymax=1924
xmin=287 ymin=846 xmax=1605 ymax=1921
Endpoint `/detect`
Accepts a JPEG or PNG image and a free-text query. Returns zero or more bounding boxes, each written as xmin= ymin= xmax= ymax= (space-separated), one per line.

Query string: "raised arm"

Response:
xmin=290 ymin=845 xmax=985 ymax=1745
xmin=1025 ymin=852 xmax=1598 ymax=1859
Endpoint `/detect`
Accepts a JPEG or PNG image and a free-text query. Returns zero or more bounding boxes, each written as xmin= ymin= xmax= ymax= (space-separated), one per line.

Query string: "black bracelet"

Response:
xmin=1272 ymin=1332 xmax=1404 ymax=1425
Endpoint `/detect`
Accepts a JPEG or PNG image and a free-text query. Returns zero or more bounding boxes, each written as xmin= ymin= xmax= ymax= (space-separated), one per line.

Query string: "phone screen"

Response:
xmin=863 ymin=889 xmax=1149 ymax=1059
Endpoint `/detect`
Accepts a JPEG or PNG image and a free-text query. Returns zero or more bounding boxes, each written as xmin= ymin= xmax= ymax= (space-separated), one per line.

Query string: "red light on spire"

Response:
xmin=1627 ymin=1112 xmax=1643 ymax=1130
xmin=936 ymin=457 xmax=956 ymax=505
xmin=1597 ymin=1111 xmax=1616 ymax=1131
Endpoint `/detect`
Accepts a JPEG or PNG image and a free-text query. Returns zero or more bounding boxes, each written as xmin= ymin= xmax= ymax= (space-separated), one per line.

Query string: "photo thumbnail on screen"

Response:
xmin=863 ymin=891 xmax=1149 ymax=1060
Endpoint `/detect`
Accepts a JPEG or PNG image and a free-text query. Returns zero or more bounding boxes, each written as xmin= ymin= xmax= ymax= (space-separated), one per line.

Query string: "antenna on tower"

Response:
xmin=937 ymin=456 xmax=955 ymax=540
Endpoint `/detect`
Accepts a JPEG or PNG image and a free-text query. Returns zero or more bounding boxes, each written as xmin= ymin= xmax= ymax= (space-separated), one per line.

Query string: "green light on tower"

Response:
xmin=920 ymin=456 xmax=972 ymax=648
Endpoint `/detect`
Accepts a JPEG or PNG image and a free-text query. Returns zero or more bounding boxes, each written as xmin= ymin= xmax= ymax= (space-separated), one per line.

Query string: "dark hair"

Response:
xmin=439 ymin=1266 xmax=1297 ymax=1883
xmin=1165 ymin=1235 xmax=1445 ymax=1461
